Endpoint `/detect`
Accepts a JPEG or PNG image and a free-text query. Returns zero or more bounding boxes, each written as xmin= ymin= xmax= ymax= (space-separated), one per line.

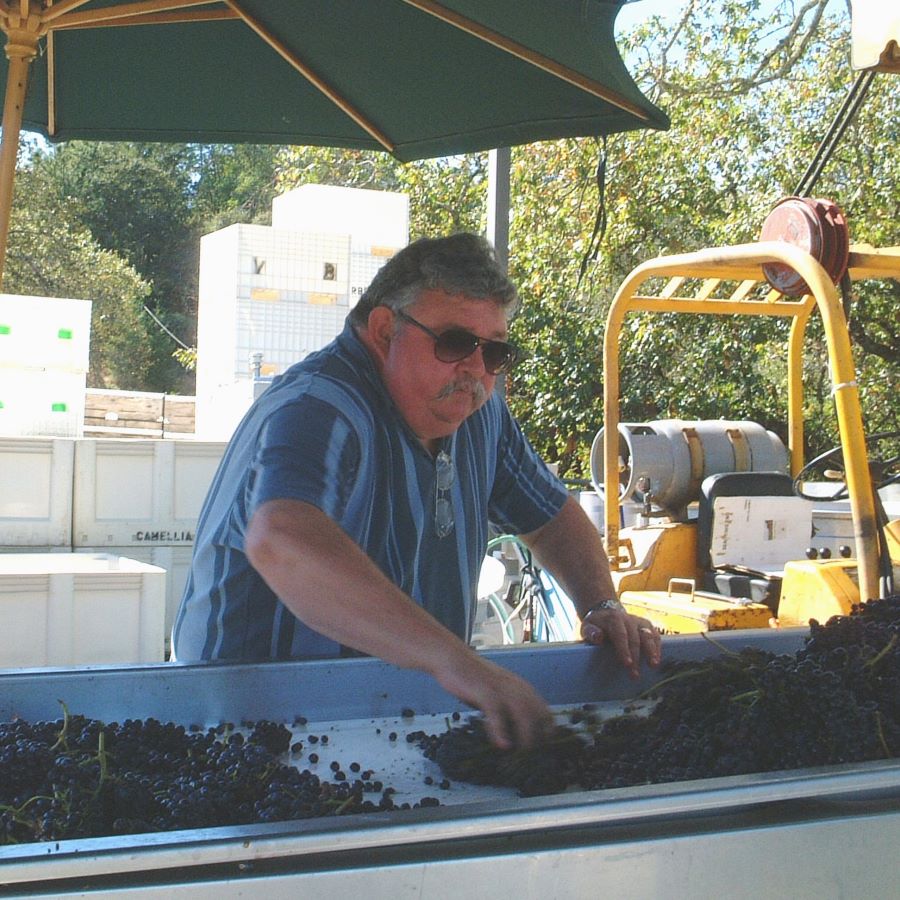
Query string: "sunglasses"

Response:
xmin=434 ymin=449 xmax=455 ymax=538
xmin=394 ymin=309 xmax=522 ymax=375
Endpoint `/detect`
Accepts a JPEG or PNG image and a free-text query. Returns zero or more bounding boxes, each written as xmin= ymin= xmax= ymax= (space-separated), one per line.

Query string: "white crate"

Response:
xmin=272 ymin=184 xmax=409 ymax=250
xmin=233 ymin=290 xmax=346 ymax=375
xmin=73 ymin=439 xmax=226 ymax=547
xmin=0 ymin=552 xmax=165 ymax=667
xmin=0 ymin=368 xmax=86 ymax=438
xmin=76 ymin=544 xmax=193 ymax=650
xmin=196 ymin=225 xmax=352 ymax=403
xmin=194 ymin=379 xmax=256 ymax=441
xmin=349 ymin=245 xmax=398 ymax=308
xmin=0 ymin=437 xmax=74 ymax=547
xmin=0 ymin=293 xmax=91 ymax=372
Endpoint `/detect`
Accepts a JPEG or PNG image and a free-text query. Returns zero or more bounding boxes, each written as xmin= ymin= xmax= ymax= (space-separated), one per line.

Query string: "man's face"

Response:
xmin=377 ymin=289 xmax=509 ymax=450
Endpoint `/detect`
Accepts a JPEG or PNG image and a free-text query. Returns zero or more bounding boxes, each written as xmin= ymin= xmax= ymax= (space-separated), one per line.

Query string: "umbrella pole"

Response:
xmin=0 ymin=30 xmax=39 ymax=291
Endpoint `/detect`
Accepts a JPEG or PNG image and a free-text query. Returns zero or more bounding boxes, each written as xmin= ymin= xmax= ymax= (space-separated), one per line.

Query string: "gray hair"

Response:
xmin=348 ymin=233 xmax=518 ymax=328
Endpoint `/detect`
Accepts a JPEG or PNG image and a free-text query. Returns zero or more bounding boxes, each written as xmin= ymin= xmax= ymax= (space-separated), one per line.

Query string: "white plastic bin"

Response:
xmin=271 ymin=184 xmax=409 ymax=250
xmin=0 ymin=293 xmax=91 ymax=372
xmin=76 ymin=544 xmax=193 ymax=648
xmin=578 ymin=490 xmax=605 ymax=533
xmin=0 ymin=437 xmax=74 ymax=546
xmin=73 ymin=439 xmax=226 ymax=547
xmin=196 ymin=225 xmax=351 ymax=386
xmin=0 ymin=552 xmax=165 ymax=667
xmin=0 ymin=369 xmax=86 ymax=438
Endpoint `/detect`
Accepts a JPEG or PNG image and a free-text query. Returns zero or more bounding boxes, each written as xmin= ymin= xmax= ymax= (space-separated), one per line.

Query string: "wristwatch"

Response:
xmin=582 ymin=598 xmax=626 ymax=618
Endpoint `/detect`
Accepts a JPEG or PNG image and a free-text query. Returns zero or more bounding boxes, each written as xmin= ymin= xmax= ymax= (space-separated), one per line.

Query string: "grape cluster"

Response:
xmin=420 ymin=594 xmax=900 ymax=796
xmin=413 ymin=722 xmax=584 ymax=796
xmin=0 ymin=713 xmax=399 ymax=845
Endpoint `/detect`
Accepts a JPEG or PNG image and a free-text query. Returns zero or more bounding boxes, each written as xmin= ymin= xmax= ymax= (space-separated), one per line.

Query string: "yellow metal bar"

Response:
xmin=814 ymin=281 xmax=880 ymax=602
xmin=659 ymin=276 xmax=685 ymax=299
xmin=696 ymin=278 xmax=722 ymax=300
xmin=400 ymin=0 xmax=652 ymax=120
xmin=786 ymin=310 xmax=811 ymax=477
xmin=847 ymin=245 xmax=900 ymax=279
xmin=627 ymin=296 xmax=805 ymax=317
xmin=729 ymin=280 xmax=759 ymax=301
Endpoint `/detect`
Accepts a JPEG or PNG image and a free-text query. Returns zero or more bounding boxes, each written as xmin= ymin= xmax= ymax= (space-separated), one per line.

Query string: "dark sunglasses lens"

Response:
xmin=482 ymin=342 xmax=516 ymax=374
xmin=434 ymin=330 xmax=480 ymax=362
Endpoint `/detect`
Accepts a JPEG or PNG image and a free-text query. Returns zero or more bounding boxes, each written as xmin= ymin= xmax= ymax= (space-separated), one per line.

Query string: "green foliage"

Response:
xmin=503 ymin=0 xmax=898 ymax=473
xmin=193 ymin=144 xmax=283 ymax=231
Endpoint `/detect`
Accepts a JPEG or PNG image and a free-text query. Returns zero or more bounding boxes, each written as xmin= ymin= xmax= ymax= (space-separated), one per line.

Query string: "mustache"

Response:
xmin=437 ymin=377 xmax=488 ymax=404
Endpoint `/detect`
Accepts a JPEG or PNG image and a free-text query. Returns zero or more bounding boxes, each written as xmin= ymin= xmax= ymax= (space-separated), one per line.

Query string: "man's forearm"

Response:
xmin=244 ymin=498 xmax=555 ymax=748
xmin=520 ymin=494 xmax=617 ymax=616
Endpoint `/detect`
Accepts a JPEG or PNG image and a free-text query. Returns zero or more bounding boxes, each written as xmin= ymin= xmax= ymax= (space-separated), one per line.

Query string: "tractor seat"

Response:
xmin=697 ymin=472 xmax=814 ymax=612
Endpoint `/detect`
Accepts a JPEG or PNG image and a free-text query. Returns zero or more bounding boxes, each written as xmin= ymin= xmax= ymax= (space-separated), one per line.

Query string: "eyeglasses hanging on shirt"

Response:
xmin=434 ymin=450 xmax=455 ymax=538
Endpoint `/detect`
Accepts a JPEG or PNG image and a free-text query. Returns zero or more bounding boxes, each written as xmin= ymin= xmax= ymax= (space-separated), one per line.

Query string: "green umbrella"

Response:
xmin=0 ymin=0 xmax=668 ymax=283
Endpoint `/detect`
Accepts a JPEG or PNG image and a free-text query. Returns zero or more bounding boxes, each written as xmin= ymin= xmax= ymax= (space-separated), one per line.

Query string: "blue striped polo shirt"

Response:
xmin=172 ymin=322 xmax=568 ymax=662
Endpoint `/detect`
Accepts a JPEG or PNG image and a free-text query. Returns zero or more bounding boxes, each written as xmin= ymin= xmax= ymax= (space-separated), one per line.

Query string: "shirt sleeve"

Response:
xmin=249 ymin=396 xmax=361 ymax=522
xmin=487 ymin=398 xmax=569 ymax=535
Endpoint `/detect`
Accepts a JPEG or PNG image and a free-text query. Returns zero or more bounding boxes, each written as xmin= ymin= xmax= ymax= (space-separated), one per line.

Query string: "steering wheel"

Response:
xmin=793 ymin=430 xmax=900 ymax=502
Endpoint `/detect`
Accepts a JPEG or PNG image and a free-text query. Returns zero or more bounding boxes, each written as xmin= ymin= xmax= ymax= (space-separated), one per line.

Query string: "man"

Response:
xmin=173 ymin=233 xmax=660 ymax=749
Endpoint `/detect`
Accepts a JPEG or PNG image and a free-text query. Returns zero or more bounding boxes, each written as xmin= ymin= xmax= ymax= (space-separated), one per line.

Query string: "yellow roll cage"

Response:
xmin=602 ymin=241 xmax=900 ymax=604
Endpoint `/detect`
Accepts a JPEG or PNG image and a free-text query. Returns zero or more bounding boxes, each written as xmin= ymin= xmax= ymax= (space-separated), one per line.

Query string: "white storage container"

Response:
xmin=194 ymin=379 xmax=257 ymax=443
xmin=272 ymin=184 xmax=409 ymax=251
xmin=0 ymin=368 xmax=86 ymax=438
xmin=578 ymin=490 xmax=605 ymax=533
xmin=273 ymin=186 xmax=407 ymax=309
xmin=0 ymin=437 xmax=74 ymax=547
xmin=76 ymin=544 xmax=193 ymax=649
xmin=73 ymin=439 xmax=226 ymax=547
xmin=349 ymin=244 xmax=399 ymax=307
xmin=0 ymin=552 xmax=165 ymax=667
xmin=196 ymin=224 xmax=351 ymax=385
xmin=0 ymin=293 xmax=91 ymax=372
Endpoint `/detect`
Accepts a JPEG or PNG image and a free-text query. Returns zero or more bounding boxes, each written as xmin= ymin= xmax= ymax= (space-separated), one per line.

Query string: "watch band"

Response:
xmin=583 ymin=598 xmax=626 ymax=618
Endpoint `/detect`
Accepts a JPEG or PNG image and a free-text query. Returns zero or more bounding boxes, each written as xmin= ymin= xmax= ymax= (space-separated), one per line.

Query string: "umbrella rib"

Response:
xmin=51 ymin=9 xmax=238 ymax=29
xmin=43 ymin=0 xmax=220 ymax=26
xmin=401 ymin=0 xmax=650 ymax=121
xmin=223 ymin=0 xmax=395 ymax=153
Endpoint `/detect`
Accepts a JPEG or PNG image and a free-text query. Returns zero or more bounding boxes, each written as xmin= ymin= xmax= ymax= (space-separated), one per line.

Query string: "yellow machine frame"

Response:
xmin=602 ymin=241 xmax=900 ymax=607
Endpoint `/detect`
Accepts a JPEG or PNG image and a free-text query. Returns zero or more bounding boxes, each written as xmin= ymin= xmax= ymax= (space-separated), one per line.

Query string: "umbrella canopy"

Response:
xmin=0 ymin=0 xmax=668 ymax=282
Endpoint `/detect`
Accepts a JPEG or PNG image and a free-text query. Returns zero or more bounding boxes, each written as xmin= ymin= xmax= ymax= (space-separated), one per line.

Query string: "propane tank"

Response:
xmin=590 ymin=419 xmax=789 ymax=520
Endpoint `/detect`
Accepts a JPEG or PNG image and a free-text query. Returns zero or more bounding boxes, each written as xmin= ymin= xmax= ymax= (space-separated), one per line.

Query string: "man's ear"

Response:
xmin=365 ymin=306 xmax=395 ymax=360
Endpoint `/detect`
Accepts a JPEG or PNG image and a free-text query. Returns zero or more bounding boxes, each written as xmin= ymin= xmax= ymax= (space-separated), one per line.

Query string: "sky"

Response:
xmin=614 ymin=0 xmax=679 ymax=37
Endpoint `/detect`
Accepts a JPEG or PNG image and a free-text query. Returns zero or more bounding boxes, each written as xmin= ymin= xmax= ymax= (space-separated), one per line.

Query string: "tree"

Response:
xmin=28 ymin=141 xmax=200 ymax=390
xmin=192 ymin=144 xmax=283 ymax=231
xmin=503 ymin=0 xmax=898 ymax=474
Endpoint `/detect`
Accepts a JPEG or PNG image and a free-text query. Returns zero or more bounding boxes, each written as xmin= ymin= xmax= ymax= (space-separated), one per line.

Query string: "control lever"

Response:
xmin=637 ymin=476 xmax=653 ymax=526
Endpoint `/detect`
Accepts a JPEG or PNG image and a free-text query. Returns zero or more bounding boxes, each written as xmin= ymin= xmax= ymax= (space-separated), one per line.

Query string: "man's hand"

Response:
xmin=433 ymin=650 xmax=553 ymax=751
xmin=580 ymin=605 xmax=661 ymax=679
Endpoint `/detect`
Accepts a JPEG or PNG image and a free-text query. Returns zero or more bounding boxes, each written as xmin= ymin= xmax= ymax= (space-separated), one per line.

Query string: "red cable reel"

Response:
xmin=759 ymin=197 xmax=851 ymax=297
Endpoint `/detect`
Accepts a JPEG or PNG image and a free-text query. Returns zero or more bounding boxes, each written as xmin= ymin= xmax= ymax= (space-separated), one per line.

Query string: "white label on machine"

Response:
xmin=711 ymin=496 xmax=814 ymax=574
